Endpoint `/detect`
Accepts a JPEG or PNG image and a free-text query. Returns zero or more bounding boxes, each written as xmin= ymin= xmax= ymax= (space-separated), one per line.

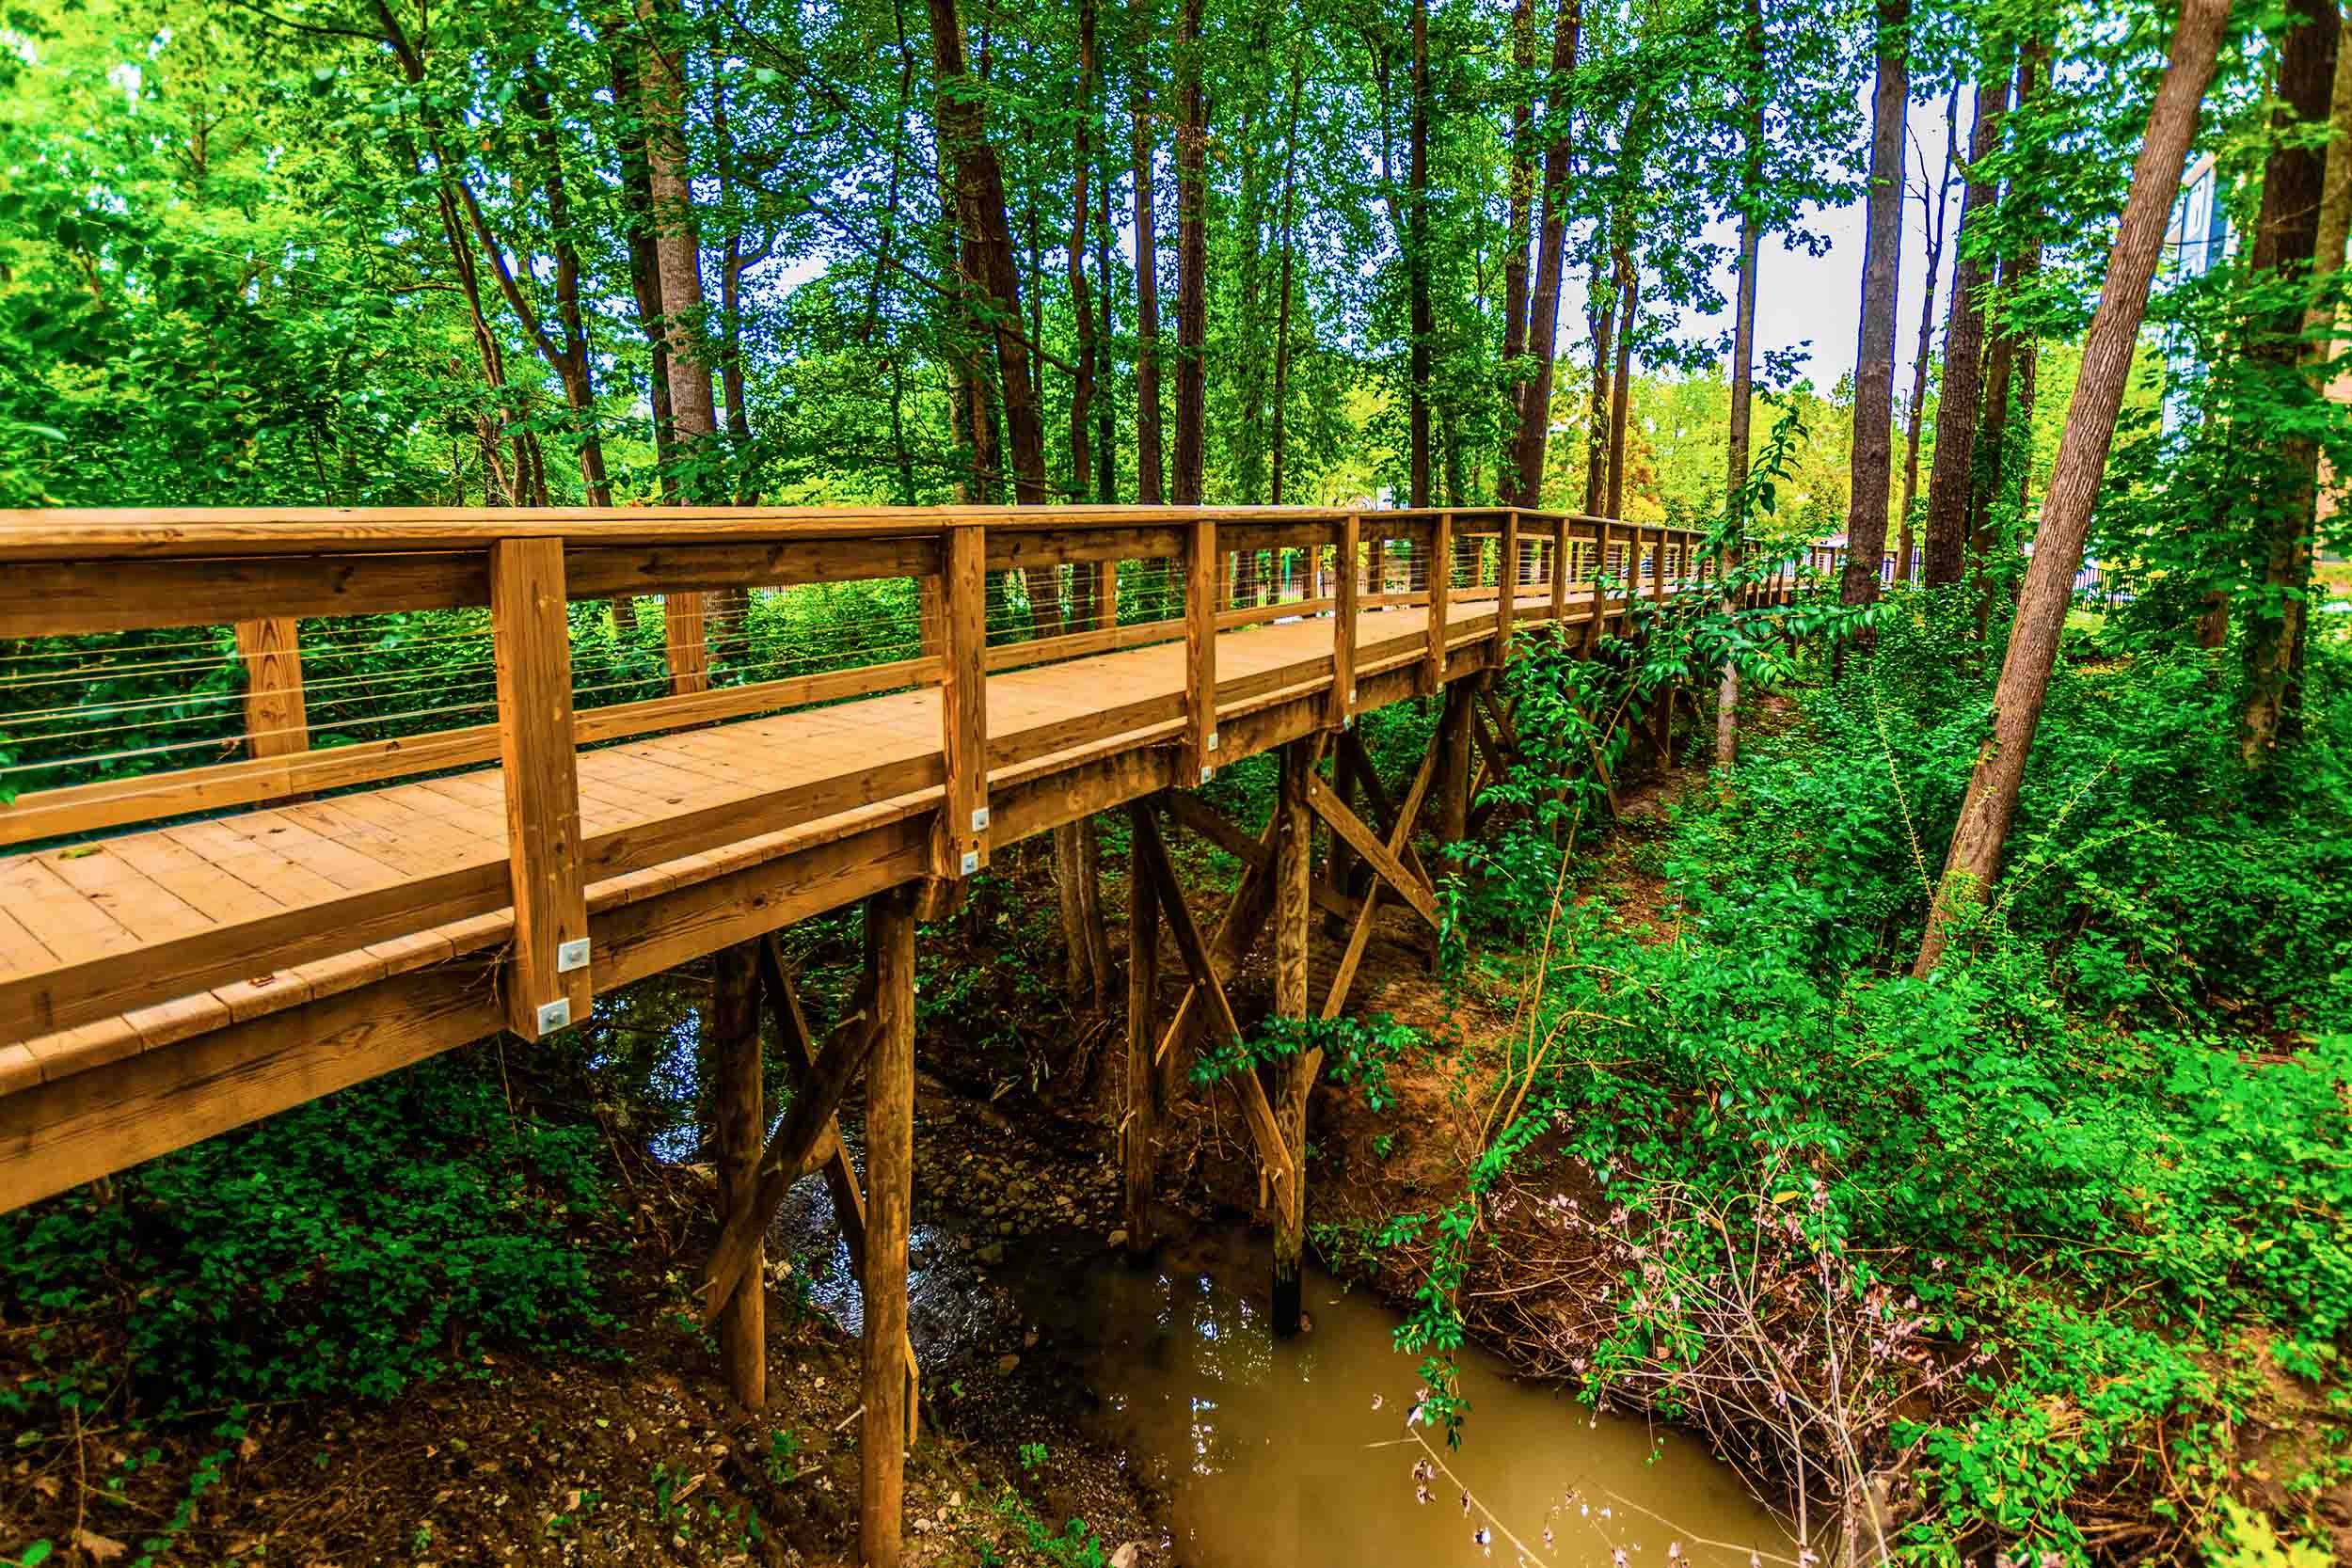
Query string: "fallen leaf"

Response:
xmin=74 ymin=1529 xmax=128 ymax=1562
xmin=1110 ymin=1544 xmax=1142 ymax=1568
xmin=56 ymin=846 xmax=103 ymax=861
xmin=32 ymin=1473 xmax=59 ymax=1499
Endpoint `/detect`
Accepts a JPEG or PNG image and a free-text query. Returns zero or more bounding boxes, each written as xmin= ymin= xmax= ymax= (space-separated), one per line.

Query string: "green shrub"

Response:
xmin=0 ymin=1054 xmax=616 ymax=1414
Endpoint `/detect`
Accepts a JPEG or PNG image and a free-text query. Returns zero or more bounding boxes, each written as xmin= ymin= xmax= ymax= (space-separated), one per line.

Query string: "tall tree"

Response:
xmin=2240 ymin=0 xmax=2344 ymax=766
xmin=1839 ymin=0 xmax=1909 ymax=610
xmin=1130 ymin=0 xmax=1166 ymax=504
xmin=1899 ymin=87 xmax=1961 ymax=585
xmin=1407 ymin=0 xmax=1434 ymax=507
xmin=1717 ymin=0 xmax=1766 ymax=765
xmin=1170 ymin=0 xmax=1208 ymax=506
xmin=1917 ymin=0 xmax=2231 ymax=974
xmin=1506 ymin=0 xmax=1581 ymax=510
xmin=1919 ymin=58 xmax=2013 ymax=588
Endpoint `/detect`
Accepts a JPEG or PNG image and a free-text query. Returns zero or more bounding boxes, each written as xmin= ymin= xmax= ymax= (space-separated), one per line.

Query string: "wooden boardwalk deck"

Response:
xmin=0 ymin=502 xmax=1828 ymax=1212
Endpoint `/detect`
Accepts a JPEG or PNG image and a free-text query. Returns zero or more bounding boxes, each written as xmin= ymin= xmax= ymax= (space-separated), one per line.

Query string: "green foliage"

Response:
xmin=0 ymin=1055 xmax=615 ymax=1414
xmin=1191 ymin=1012 xmax=1427 ymax=1114
xmin=1382 ymin=608 xmax=2352 ymax=1547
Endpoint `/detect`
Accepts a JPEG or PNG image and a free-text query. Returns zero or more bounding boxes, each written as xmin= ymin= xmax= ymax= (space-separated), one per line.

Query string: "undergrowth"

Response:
xmin=1371 ymin=594 xmax=2352 ymax=1563
xmin=0 ymin=1052 xmax=616 ymax=1418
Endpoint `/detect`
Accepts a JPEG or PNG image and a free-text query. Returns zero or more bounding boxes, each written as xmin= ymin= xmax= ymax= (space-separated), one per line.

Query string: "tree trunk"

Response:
xmin=1605 ymin=245 xmax=1636 ymax=520
xmin=1271 ymin=50 xmax=1305 ymax=505
xmin=1407 ymin=0 xmax=1433 ymax=508
xmin=1098 ymin=110 xmax=1119 ymax=503
xmin=1171 ymin=0 xmax=1208 ymax=507
xmin=1070 ymin=0 xmax=1098 ymax=501
xmin=1899 ymin=87 xmax=1960 ymax=587
xmin=930 ymin=0 xmax=1056 ymax=641
xmin=1499 ymin=0 xmax=1537 ymax=478
xmin=1582 ymin=247 xmax=1613 ymax=516
xmin=1919 ymin=60 xmax=2012 ymax=589
xmin=1915 ymin=0 xmax=2229 ymax=974
xmin=1840 ymin=0 xmax=1909 ymax=609
xmin=1130 ymin=0 xmax=1166 ymax=505
xmin=2241 ymin=0 xmax=2343 ymax=768
xmin=1508 ymin=0 xmax=1582 ymax=509
xmin=1718 ymin=0 xmax=1765 ymax=767
xmin=639 ymin=0 xmax=723 ymax=685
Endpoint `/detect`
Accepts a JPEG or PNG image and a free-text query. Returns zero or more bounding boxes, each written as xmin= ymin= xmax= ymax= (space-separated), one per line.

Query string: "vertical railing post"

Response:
xmin=1094 ymin=560 xmax=1120 ymax=631
xmin=1495 ymin=509 xmax=1519 ymax=668
xmin=1184 ymin=517 xmax=1218 ymax=783
xmin=935 ymin=522 xmax=990 ymax=878
xmin=665 ymin=592 xmax=710 ymax=695
xmin=1550 ymin=515 xmax=1570 ymax=622
xmin=1423 ymin=509 xmax=1453 ymax=694
xmin=1329 ymin=512 xmax=1359 ymax=730
xmin=490 ymin=538 xmax=591 ymax=1041
xmin=1650 ymin=525 xmax=1666 ymax=608
xmin=235 ymin=617 xmax=310 ymax=760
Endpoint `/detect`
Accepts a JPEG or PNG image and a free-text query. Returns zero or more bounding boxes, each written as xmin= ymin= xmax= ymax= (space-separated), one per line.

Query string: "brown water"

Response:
xmin=1006 ymin=1227 xmax=1794 ymax=1568
xmin=603 ymin=975 xmax=1791 ymax=1568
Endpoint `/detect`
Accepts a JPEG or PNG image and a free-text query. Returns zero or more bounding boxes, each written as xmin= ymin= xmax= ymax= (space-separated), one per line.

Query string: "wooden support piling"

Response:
xmin=1123 ymin=837 xmax=1160 ymax=1258
xmin=860 ymin=884 xmax=916 ymax=1568
xmin=488 ymin=538 xmax=591 ymax=1040
xmin=1271 ymin=738 xmax=1314 ymax=1338
xmin=710 ymin=940 xmax=765 ymax=1411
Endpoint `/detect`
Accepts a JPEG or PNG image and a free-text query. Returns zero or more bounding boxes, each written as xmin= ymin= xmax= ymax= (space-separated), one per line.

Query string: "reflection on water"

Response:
xmin=1015 ymin=1228 xmax=1793 ymax=1568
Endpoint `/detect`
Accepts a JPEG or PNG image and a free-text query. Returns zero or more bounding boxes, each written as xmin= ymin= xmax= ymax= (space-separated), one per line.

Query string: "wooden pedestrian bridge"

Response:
xmin=0 ymin=501 xmax=1820 ymax=1566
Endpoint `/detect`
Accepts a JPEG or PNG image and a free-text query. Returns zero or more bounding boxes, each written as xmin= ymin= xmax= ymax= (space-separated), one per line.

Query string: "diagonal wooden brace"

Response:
xmin=1127 ymin=803 xmax=1297 ymax=1195
xmin=1322 ymin=743 xmax=1439 ymax=1018
xmin=1303 ymin=771 xmax=1439 ymax=928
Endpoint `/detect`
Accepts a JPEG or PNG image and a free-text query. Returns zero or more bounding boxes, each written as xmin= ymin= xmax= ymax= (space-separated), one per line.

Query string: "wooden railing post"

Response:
xmin=1650 ymin=525 xmax=1666 ymax=608
xmin=1184 ymin=517 xmax=1218 ymax=783
xmin=665 ymin=593 xmax=710 ymax=696
xmin=1550 ymin=515 xmax=1570 ymax=622
xmin=1329 ymin=513 xmax=1359 ymax=730
xmin=936 ymin=522 xmax=990 ymax=877
xmin=234 ymin=617 xmax=309 ymax=760
xmin=1494 ymin=509 xmax=1519 ymax=668
xmin=1423 ymin=509 xmax=1453 ymax=694
xmin=491 ymin=538 xmax=591 ymax=1040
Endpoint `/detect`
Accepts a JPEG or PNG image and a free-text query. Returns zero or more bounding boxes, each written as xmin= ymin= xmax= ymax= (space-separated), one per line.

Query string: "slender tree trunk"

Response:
xmin=930 ymin=0 xmax=1057 ymax=642
xmin=2242 ymin=0 xmax=2343 ymax=767
xmin=1509 ymin=0 xmax=1581 ymax=509
xmin=1605 ymin=245 xmax=1636 ymax=520
xmin=1841 ymin=0 xmax=1909 ymax=609
xmin=1271 ymin=50 xmax=1305 ymax=505
xmin=613 ymin=40 xmax=680 ymax=515
xmin=1917 ymin=0 xmax=2230 ymax=974
xmin=1407 ymin=0 xmax=1433 ymax=508
xmin=1967 ymin=47 xmax=2048 ymax=640
xmin=1718 ymin=0 xmax=1765 ymax=766
xmin=1899 ymin=87 xmax=1960 ymax=586
xmin=1500 ymin=0 xmax=1537 ymax=474
xmin=1920 ymin=60 xmax=2013 ymax=588
xmin=1130 ymin=0 xmax=1166 ymax=505
xmin=1098 ymin=106 xmax=1119 ymax=503
xmin=1582 ymin=246 xmax=1613 ymax=515
xmin=1070 ymin=0 xmax=1098 ymax=501
xmin=1171 ymin=0 xmax=1208 ymax=506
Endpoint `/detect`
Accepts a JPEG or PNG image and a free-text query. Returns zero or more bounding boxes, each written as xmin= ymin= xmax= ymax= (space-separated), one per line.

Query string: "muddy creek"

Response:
xmin=610 ymin=981 xmax=1792 ymax=1568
